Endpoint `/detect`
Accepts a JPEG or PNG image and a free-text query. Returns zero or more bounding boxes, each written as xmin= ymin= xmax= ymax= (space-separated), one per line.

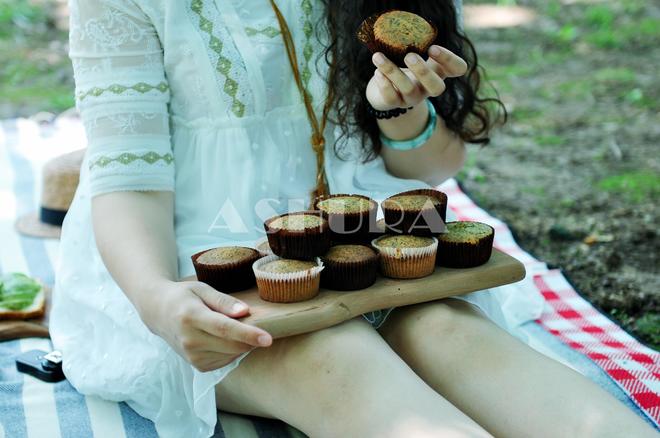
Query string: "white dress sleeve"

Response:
xmin=69 ymin=0 xmax=174 ymax=197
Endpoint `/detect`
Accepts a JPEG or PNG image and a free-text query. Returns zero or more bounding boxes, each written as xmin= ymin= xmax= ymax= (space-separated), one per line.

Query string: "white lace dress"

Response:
xmin=50 ymin=0 xmax=543 ymax=437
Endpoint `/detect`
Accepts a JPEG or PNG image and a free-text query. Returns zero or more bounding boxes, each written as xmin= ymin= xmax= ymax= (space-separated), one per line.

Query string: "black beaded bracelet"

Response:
xmin=367 ymin=102 xmax=415 ymax=120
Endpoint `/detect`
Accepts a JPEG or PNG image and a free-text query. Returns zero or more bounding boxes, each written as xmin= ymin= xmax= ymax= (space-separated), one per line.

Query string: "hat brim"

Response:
xmin=15 ymin=212 xmax=61 ymax=239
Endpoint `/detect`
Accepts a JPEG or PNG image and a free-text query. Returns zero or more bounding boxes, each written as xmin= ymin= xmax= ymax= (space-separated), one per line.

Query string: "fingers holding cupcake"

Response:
xmin=360 ymin=10 xmax=468 ymax=109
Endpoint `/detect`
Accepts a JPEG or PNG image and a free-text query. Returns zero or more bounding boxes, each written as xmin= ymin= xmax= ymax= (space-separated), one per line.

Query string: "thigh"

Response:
xmin=377 ymin=300 xmax=656 ymax=438
xmin=216 ymin=316 xmax=490 ymax=438
xmin=377 ymin=298 xmax=487 ymax=352
xmin=215 ymin=317 xmax=382 ymax=419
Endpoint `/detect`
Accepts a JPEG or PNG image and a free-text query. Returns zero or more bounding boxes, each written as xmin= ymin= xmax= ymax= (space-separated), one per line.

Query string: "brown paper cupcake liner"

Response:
xmin=191 ymin=248 xmax=260 ymax=293
xmin=254 ymin=237 xmax=274 ymax=258
xmin=436 ymin=226 xmax=495 ymax=268
xmin=372 ymin=237 xmax=438 ymax=279
xmin=264 ymin=212 xmax=332 ymax=260
xmin=321 ymin=251 xmax=379 ymax=291
xmin=357 ymin=11 xmax=438 ymax=67
xmin=253 ymin=255 xmax=324 ymax=303
xmin=382 ymin=189 xmax=448 ymax=236
xmin=314 ymin=194 xmax=378 ymax=244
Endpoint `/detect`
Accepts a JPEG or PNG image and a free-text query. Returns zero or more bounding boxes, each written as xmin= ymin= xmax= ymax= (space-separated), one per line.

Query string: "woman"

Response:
xmin=51 ymin=0 xmax=655 ymax=437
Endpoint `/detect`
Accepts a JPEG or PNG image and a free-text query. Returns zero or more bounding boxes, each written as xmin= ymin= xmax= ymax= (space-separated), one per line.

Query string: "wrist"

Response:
xmin=377 ymin=99 xmax=430 ymax=140
xmin=379 ymin=99 xmax=437 ymax=150
xmin=133 ymin=278 xmax=178 ymax=333
xmin=367 ymin=102 xmax=414 ymax=120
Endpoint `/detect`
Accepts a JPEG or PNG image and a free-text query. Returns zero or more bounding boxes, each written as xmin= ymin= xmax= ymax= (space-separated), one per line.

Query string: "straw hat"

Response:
xmin=15 ymin=149 xmax=85 ymax=239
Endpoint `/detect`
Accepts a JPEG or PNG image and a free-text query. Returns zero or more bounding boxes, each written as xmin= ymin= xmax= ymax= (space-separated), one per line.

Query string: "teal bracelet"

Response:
xmin=380 ymin=99 xmax=437 ymax=151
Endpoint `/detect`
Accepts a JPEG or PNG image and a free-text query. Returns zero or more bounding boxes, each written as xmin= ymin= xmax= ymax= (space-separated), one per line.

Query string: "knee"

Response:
xmin=380 ymin=300 xmax=489 ymax=355
xmin=271 ymin=317 xmax=380 ymax=384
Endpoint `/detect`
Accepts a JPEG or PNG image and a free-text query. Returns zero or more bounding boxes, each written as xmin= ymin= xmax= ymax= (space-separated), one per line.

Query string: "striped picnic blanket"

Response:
xmin=0 ymin=117 xmax=657 ymax=437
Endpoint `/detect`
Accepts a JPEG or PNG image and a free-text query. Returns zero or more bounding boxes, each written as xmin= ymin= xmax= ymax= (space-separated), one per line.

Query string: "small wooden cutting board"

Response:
xmin=0 ymin=286 xmax=51 ymax=341
xmin=235 ymin=249 xmax=525 ymax=339
xmin=0 ymin=249 xmax=525 ymax=341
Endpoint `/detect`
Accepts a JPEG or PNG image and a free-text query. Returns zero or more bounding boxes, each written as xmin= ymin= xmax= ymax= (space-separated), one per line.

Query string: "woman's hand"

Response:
xmin=366 ymin=45 xmax=468 ymax=111
xmin=141 ymin=280 xmax=273 ymax=372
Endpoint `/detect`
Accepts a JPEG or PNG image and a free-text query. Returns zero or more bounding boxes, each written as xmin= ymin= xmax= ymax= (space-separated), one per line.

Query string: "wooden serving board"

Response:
xmin=0 ymin=250 xmax=525 ymax=342
xmin=235 ymin=249 xmax=525 ymax=339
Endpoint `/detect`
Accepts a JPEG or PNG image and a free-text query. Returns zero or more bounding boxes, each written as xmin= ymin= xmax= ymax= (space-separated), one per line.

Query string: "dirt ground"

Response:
xmin=1 ymin=0 xmax=658 ymax=348
xmin=462 ymin=0 xmax=659 ymax=348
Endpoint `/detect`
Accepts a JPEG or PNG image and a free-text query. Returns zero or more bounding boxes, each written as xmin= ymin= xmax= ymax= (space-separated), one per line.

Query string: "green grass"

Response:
xmin=551 ymin=25 xmax=578 ymax=44
xmin=544 ymin=2 xmax=660 ymax=51
xmin=0 ymin=48 xmax=73 ymax=111
xmin=535 ymin=135 xmax=565 ymax=147
xmin=0 ymin=0 xmax=48 ymax=38
xmin=0 ymin=1 xmax=73 ymax=116
xmin=520 ymin=186 xmax=546 ymax=196
xmin=593 ymin=68 xmax=637 ymax=84
xmin=584 ymin=5 xmax=615 ymax=29
xmin=611 ymin=309 xmax=660 ymax=351
xmin=555 ymin=80 xmax=593 ymax=100
xmin=621 ymin=0 xmax=646 ymax=14
xmin=597 ymin=171 xmax=660 ymax=203
xmin=511 ymin=107 xmax=543 ymax=122
xmin=623 ymin=88 xmax=657 ymax=110
xmin=635 ymin=314 xmax=660 ymax=351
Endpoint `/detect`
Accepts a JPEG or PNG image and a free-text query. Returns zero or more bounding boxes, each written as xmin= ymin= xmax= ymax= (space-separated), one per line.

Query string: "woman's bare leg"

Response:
xmin=378 ymin=300 xmax=657 ymax=438
xmin=216 ymin=317 xmax=491 ymax=438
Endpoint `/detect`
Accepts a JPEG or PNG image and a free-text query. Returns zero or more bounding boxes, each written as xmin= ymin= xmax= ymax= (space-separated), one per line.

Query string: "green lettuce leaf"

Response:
xmin=0 ymin=273 xmax=42 ymax=310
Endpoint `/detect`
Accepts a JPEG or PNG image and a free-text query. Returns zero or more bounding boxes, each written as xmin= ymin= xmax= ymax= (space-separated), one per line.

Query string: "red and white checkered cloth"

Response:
xmin=438 ymin=179 xmax=660 ymax=427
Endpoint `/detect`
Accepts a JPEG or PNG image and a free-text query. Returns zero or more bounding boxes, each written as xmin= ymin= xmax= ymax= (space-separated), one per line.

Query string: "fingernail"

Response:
xmin=429 ymin=45 xmax=442 ymax=56
xmin=232 ymin=303 xmax=248 ymax=313
xmin=406 ymin=53 xmax=419 ymax=64
xmin=374 ymin=53 xmax=385 ymax=65
xmin=258 ymin=334 xmax=271 ymax=346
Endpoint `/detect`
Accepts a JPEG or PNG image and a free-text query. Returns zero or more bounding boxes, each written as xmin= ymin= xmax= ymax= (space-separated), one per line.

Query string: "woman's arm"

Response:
xmin=69 ymin=0 xmax=271 ymax=373
xmin=366 ymin=46 xmax=469 ymax=186
xmin=92 ymin=191 xmax=272 ymax=372
xmin=92 ymin=191 xmax=178 ymax=305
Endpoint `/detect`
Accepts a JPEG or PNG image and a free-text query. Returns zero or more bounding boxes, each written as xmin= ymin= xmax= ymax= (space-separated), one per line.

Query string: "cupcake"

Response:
xmin=321 ymin=245 xmax=379 ymax=291
xmin=314 ymin=194 xmax=377 ymax=243
xmin=264 ymin=211 xmax=331 ymax=260
xmin=382 ymin=189 xmax=448 ymax=236
xmin=436 ymin=221 xmax=495 ymax=268
xmin=192 ymin=246 xmax=260 ymax=293
xmin=357 ymin=10 xmax=438 ymax=67
xmin=372 ymin=235 xmax=437 ymax=279
xmin=253 ymin=255 xmax=324 ymax=303
xmin=254 ymin=237 xmax=273 ymax=258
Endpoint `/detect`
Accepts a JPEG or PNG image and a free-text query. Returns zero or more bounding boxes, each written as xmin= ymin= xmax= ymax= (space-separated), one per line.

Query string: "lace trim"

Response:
xmin=245 ymin=26 xmax=281 ymax=38
xmin=80 ymin=6 xmax=150 ymax=52
xmin=89 ymin=151 xmax=174 ymax=170
xmin=300 ymin=0 xmax=314 ymax=89
xmin=78 ymin=81 xmax=169 ymax=101
xmin=189 ymin=0 xmax=247 ymax=118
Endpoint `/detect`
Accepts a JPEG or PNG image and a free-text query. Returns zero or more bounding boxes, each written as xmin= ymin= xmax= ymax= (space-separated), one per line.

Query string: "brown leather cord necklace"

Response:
xmin=268 ymin=0 xmax=336 ymax=205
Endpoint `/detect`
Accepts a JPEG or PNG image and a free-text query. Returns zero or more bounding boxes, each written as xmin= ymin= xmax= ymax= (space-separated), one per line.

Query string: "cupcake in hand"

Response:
xmin=264 ymin=212 xmax=332 ymax=260
xmin=372 ymin=235 xmax=437 ymax=279
xmin=436 ymin=221 xmax=495 ymax=268
xmin=192 ymin=246 xmax=260 ymax=293
xmin=253 ymin=255 xmax=324 ymax=303
xmin=357 ymin=10 xmax=438 ymax=67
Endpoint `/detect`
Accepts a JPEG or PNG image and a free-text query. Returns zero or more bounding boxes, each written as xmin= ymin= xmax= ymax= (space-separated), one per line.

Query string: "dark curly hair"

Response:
xmin=320 ymin=0 xmax=507 ymax=160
